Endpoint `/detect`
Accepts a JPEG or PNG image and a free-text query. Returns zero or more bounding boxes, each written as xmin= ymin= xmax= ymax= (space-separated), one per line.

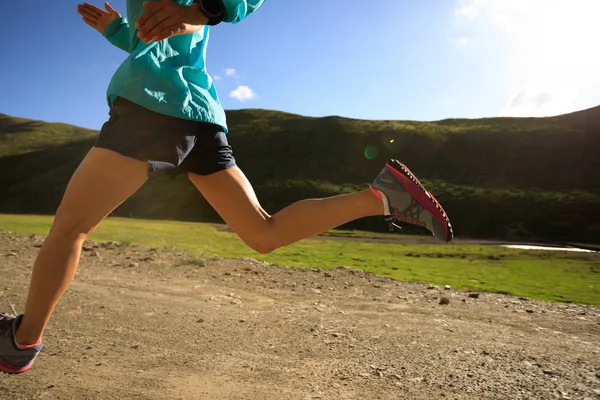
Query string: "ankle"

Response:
xmin=368 ymin=187 xmax=389 ymax=215
xmin=15 ymin=323 xmax=43 ymax=347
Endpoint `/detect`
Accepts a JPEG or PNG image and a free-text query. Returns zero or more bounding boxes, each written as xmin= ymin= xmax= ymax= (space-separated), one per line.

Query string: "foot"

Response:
xmin=371 ymin=159 xmax=454 ymax=242
xmin=0 ymin=314 xmax=43 ymax=374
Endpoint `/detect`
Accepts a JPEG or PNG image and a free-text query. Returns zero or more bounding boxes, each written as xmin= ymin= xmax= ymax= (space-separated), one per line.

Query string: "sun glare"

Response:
xmin=458 ymin=0 xmax=600 ymax=117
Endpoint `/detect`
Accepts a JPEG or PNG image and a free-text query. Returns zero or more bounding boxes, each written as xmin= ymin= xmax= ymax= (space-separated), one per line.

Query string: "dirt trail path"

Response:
xmin=1 ymin=232 xmax=599 ymax=400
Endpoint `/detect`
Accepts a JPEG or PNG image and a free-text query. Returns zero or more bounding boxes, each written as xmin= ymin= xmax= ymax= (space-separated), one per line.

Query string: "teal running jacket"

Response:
xmin=102 ymin=0 xmax=264 ymax=132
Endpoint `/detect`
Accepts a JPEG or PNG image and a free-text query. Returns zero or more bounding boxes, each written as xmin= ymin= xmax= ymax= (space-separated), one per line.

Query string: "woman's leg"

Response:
xmin=187 ymin=166 xmax=384 ymax=254
xmin=15 ymin=147 xmax=149 ymax=345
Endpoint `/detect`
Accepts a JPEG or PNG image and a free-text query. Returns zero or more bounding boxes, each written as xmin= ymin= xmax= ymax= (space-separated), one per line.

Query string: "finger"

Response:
xmin=104 ymin=2 xmax=120 ymax=17
xmin=135 ymin=1 xmax=165 ymax=29
xmin=81 ymin=16 xmax=98 ymax=28
xmin=78 ymin=7 xmax=101 ymax=20
xmin=138 ymin=13 xmax=172 ymax=41
xmin=146 ymin=18 xmax=181 ymax=42
xmin=80 ymin=2 xmax=105 ymax=17
xmin=153 ymin=22 xmax=187 ymax=42
xmin=141 ymin=20 xmax=178 ymax=43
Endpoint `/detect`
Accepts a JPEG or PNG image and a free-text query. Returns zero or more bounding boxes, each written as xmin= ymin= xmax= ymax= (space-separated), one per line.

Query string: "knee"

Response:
xmin=239 ymin=220 xmax=277 ymax=255
xmin=49 ymin=206 xmax=97 ymax=243
xmin=244 ymin=233 xmax=277 ymax=254
xmin=250 ymin=241 xmax=275 ymax=255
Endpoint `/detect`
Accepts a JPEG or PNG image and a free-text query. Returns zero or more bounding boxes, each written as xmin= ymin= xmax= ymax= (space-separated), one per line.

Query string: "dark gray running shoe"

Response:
xmin=372 ymin=159 xmax=454 ymax=242
xmin=0 ymin=314 xmax=43 ymax=374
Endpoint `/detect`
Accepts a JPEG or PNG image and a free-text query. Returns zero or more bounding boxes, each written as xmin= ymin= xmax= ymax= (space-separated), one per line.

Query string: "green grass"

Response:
xmin=2 ymin=109 xmax=600 ymax=243
xmin=1 ymin=214 xmax=598 ymax=306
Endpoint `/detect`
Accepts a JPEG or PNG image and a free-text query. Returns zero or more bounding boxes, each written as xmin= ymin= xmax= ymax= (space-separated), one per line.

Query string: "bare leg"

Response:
xmin=15 ymin=148 xmax=148 ymax=345
xmin=188 ymin=166 xmax=383 ymax=254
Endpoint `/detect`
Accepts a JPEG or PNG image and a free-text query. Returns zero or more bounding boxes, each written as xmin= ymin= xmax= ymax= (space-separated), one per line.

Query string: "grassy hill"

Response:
xmin=1 ymin=106 xmax=599 ymax=243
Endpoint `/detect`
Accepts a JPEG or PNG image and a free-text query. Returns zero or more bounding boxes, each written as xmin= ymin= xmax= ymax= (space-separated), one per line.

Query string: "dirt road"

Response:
xmin=1 ymin=232 xmax=599 ymax=399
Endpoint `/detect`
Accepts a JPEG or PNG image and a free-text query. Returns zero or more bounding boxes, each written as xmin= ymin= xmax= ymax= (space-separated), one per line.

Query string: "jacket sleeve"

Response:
xmin=220 ymin=0 xmax=265 ymax=24
xmin=102 ymin=17 xmax=131 ymax=53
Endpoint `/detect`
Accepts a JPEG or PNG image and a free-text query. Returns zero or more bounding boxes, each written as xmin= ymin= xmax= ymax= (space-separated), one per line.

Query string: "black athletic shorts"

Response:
xmin=94 ymin=97 xmax=236 ymax=179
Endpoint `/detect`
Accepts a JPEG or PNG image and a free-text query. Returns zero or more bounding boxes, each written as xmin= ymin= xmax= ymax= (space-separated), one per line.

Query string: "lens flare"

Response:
xmin=364 ymin=146 xmax=378 ymax=159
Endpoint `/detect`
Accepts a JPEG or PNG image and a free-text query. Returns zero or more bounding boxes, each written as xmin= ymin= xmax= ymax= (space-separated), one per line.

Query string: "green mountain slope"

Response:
xmin=1 ymin=106 xmax=599 ymax=243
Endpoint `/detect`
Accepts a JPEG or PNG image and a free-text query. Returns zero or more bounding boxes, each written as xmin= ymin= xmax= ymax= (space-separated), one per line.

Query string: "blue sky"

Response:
xmin=1 ymin=0 xmax=599 ymax=130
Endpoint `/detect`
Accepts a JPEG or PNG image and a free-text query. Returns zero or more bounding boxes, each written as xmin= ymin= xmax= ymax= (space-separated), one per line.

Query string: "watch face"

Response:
xmin=201 ymin=0 xmax=223 ymax=17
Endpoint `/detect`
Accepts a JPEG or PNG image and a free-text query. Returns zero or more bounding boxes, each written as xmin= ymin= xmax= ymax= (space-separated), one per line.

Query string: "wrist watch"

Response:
xmin=195 ymin=0 xmax=225 ymax=26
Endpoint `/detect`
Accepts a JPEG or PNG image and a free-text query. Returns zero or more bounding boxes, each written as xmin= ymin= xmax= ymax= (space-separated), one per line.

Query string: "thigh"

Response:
xmin=187 ymin=167 xmax=271 ymax=240
xmin=51 ymin=147 xmax=149 ymax=235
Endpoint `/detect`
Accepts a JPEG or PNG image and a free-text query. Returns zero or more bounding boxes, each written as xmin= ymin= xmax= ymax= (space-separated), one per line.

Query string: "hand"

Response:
xmin=136 ymin=0 xmax=208 ymax=44
xmin=77 ymin=2 xmax=121 ymax=34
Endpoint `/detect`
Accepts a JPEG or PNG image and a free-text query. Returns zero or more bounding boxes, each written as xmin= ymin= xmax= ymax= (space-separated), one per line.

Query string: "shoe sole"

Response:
xmin=0 ymin=357 xmax=33 ymax=374
xmin=386 ymin=159 xmax=454 ymax=242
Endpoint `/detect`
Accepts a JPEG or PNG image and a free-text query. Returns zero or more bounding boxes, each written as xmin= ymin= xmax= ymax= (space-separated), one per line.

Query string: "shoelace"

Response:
xmin=0 ymin=313 xmax=14 ymax=336
xmin=385 ymin=217 xmax=403 ymax=230
xmin=0 ymin=299 xmax=18 ymax=335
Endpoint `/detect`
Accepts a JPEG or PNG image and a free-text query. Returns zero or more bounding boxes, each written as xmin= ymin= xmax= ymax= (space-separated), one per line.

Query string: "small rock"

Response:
xmin=542 ymin=369 xmax=553 ymax=375
xmin=468 ymin=293 xmax=480 ymax=299
xmin=5 ymin=252 xmax=17 ymax=257
xmin=197 ymin=318 xmax=204 ymax=323
xmin=444 ymin=285 xmax=451 ymax=290
xmin=439 ymin=297 xmax=450 ymax=305
xmin=90 ymin=251 xmax=101 ymax=258
xmin=128 ymin=262 xmax=139 ymax=268
xmin=324 ymin=272 xmax=332 ymax=278
xmin=95 ymin=362 xmax=102 ymax=366
xmin=526 ymin=309 xmax=535 ymax=314
xmin=427 ymin=285 xmax=437 ymax=290
xmin=47 ymin=385 xmax=55 ymax=389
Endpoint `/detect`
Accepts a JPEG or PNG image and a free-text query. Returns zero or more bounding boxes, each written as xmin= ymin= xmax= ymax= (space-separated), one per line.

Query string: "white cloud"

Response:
xmin=455 ymin=0 xmax=484 ymax=19
xmin=229 ymin=86 xmax=256 ymax=102
xmin=449 ymin=36 xmax=470 ymax=46
xmin=213 ymin=75 xmax=222 ymax=81
xmin=455 ymin=0 xmax=600 ymax=116
xmin=500 ymin=86 xmax=578 ymax=118
xmin=225 ymin=68 xmax=238 ymax=78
